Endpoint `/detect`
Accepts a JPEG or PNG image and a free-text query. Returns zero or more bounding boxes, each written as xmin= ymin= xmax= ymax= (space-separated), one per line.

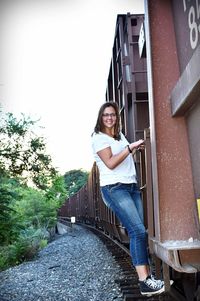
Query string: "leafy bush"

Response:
xmin=0 ymin=227 xmax=49 ymax=271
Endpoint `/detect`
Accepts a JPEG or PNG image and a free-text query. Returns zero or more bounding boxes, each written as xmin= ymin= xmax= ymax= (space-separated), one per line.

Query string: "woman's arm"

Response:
xmin=97 ymin=139 xmax=144 ymax=170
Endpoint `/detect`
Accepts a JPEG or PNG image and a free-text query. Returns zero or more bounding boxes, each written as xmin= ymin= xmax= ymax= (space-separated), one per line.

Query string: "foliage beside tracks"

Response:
xmin=0 ymin=111 xmax=70 ymax=271
xmin=0 ymin=172 xmax=67 ymax=271
xmin=0 ymin=110 xmax=89 ymax=271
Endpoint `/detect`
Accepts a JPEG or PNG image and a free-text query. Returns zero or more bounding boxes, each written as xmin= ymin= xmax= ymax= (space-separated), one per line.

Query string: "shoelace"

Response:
xmin=145 ymin=277 xmax=162 ymax=289
xmin=150 ymin=275 xmax=174 ymax=287
xmin=150 ymin=275 xmax=164 ymax=287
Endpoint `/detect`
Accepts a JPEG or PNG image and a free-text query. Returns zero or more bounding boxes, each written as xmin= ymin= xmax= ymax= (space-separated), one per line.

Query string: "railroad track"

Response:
xmin=84 ymin=225 xmax=176 ymax=301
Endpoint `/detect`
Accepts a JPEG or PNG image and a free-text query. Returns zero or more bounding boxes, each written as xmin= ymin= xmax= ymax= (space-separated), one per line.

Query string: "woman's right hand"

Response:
xmin=129 ymin=139 xmax=145 ymax=151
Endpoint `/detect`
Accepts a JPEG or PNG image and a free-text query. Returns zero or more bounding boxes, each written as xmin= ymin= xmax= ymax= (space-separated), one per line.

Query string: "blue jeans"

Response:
xmin=100 ymin=183 xmax=149 ymax=266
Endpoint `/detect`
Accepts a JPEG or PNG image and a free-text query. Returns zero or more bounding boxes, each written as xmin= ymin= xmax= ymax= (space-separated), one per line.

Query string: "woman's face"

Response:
xmin=102 ymin=106 xmax=117 ymax=129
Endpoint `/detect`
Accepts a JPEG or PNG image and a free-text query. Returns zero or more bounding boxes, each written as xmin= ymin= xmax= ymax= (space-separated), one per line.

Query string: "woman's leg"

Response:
xmin=101 ymin=183 xmax=149 ymax=270
xmin=135 ymin=265 xmax=149 ymax=281
xmin=101 ymin=183 xmax=166 ymax=296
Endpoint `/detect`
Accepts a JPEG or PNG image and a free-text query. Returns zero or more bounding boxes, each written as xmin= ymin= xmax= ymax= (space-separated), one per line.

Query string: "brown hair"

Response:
xmin=93 ymin=101 xmax=121 ymax=140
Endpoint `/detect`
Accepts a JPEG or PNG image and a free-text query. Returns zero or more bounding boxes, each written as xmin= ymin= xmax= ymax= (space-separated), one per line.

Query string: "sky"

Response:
xmin=0 ymin=0 xmax=144 ymax=174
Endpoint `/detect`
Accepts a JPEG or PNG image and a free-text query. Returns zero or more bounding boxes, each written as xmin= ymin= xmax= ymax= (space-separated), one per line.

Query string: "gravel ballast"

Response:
xmin=0 ymin=224 xmax=124 ymax=301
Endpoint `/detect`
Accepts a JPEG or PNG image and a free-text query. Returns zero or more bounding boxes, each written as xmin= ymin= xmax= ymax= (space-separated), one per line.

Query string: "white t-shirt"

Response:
xmin=91 ymin=132 xmax=137 ymax=186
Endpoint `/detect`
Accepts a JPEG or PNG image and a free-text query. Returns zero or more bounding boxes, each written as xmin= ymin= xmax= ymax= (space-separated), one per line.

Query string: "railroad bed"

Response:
xmin=0 ymin=224 xmax=175 ymax=301
xmin=0 ymin=224 xmax=124 ymax=301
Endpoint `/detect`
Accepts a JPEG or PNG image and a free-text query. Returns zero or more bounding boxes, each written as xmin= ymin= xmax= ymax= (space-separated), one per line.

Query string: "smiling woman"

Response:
xmin=91 ymin=101 xmax=166 ymax=296
xmin=0 ymin=0 xmax=144 ymax=174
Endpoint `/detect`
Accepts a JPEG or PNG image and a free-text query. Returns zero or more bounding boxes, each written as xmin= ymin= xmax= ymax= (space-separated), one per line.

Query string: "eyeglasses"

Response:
xmin=102 ymin=113 xmax=116 ymax=118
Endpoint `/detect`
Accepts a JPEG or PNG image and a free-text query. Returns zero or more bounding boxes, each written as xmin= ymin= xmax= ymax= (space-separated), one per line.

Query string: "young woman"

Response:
xmin=91 ymin=101 xmax=165 ymax=296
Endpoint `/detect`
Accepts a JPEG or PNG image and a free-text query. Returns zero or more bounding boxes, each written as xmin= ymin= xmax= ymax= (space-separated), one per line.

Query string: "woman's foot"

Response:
xmin=139 ymin=275 xmax=165 ymax=296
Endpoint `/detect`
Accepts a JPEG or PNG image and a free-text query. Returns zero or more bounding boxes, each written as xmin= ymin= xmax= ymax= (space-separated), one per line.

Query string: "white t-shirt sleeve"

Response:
xmin=120 ymin=132 xmax=129 ymax=145
xmin=92 ymin=133 xmax=110 ymax=153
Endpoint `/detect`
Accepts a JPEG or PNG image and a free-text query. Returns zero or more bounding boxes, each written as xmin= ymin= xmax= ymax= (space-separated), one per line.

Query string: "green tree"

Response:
xmin=45 ymin=174 xmax=67 ymax=206
xmin=0 ymin=110 xmax=57 ymax=189
xmin=64 ymin=169 xmax=89 ymax=196
xmin=0 ymin=175 xmax=22 ymax=245
xmin=13 ymin=187 xmax=58 ymax=229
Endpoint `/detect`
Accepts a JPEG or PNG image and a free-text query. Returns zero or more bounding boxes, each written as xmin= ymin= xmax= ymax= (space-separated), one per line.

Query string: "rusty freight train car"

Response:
xmin=59 ymin=6 xmax=200 ymax=301
xmin=144 ymin=1 xmax=200 ymax=299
